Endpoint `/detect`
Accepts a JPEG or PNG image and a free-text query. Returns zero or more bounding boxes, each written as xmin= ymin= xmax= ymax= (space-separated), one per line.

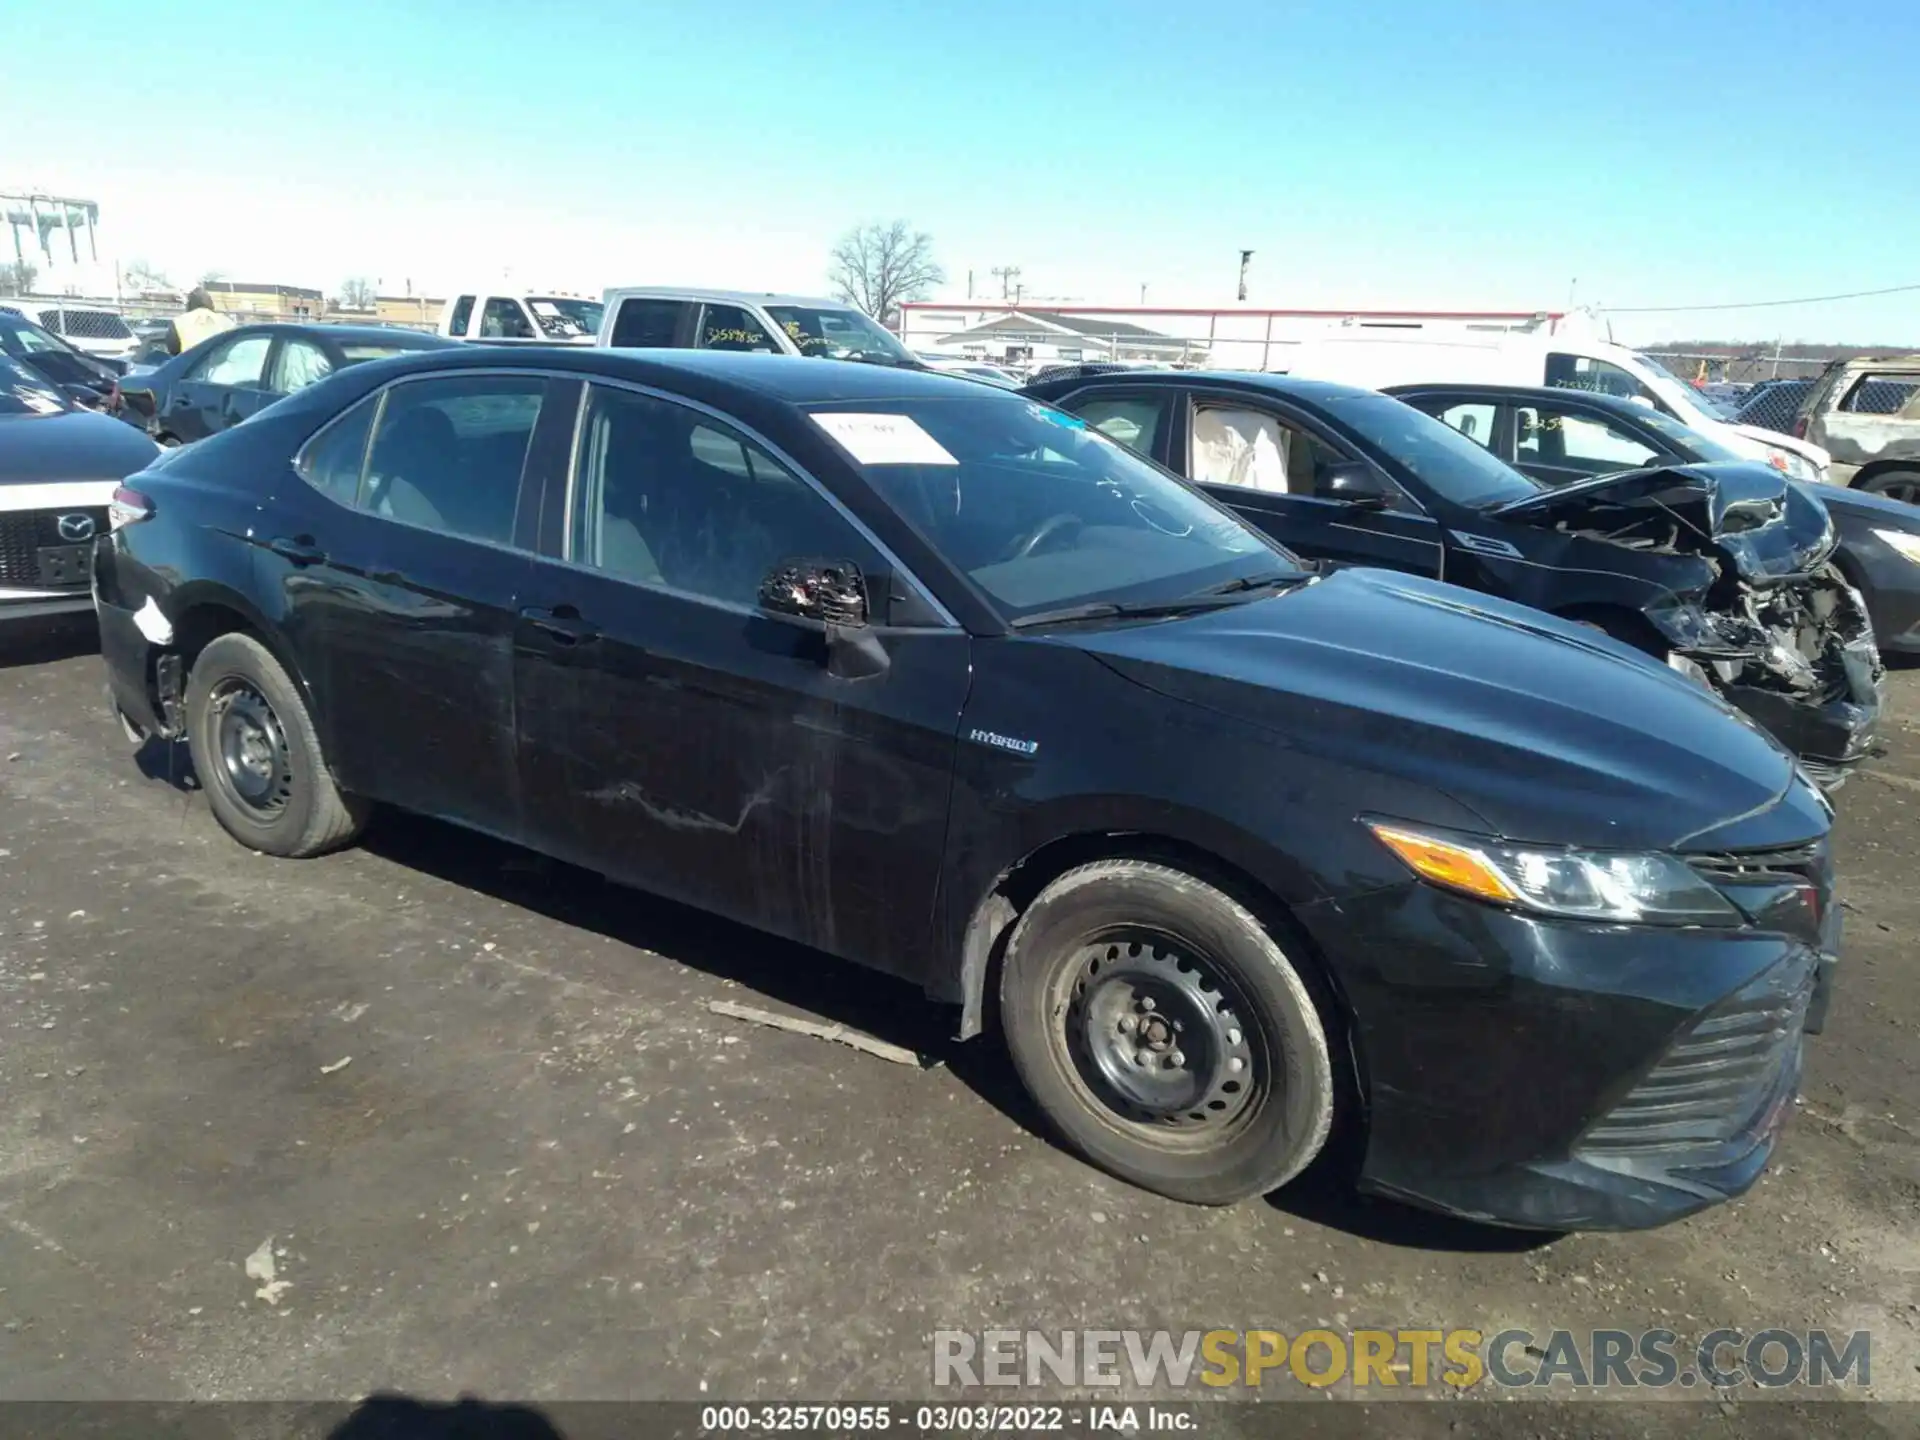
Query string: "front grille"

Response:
xmin=1687 ymin=841 xmax=1826 ymax=886
xmin=0 ymin=507 xmax=108 ymax=586
xmin=1578 ymin=950 xmax=1814 ymax=1155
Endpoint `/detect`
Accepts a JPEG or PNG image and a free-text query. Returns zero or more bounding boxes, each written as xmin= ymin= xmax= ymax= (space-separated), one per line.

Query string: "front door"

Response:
xmin=1506 ymin=397 xmax=1667 ymax=489
xmin=513 ymin=381 xmax=971 ymax=975
xmin=1176 ymin=393 xmax=1446 ymax=577
xmin=165 ymin=330 xmax=276 ymax=441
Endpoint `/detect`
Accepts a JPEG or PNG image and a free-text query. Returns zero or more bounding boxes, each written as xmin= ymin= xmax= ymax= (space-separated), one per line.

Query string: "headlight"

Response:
xmin=1872 ymin=527 xmax=1920 ymax=566
xmin=1366 ymin=820 xmax=1741 ymax=926
xmin=1766 ymin=448 xmax=1824 ymax=484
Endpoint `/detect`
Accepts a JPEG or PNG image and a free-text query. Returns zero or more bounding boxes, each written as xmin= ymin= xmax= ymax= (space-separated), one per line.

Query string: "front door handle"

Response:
xmin=519 ymin=604 xmax=599 ymax=645
xmin=268 ymin=535 xmax=326 ymax=566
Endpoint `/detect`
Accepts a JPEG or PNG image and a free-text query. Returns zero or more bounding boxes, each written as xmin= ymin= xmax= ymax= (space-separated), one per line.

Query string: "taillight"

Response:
xmin=109 ymin=485 xmax=153 ymax=529
xmin=1792 ymin=416 xmax=1809 ymax=439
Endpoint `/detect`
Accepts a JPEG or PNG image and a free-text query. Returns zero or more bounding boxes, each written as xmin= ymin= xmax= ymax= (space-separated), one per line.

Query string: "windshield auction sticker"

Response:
xmin=812 ymin=412 xmax=959 ymax=465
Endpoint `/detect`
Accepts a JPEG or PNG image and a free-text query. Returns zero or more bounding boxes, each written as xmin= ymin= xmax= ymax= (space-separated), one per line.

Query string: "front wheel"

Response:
xmin=184 ymin=632 xmax=367 ymax=857
xmin=999 ymin=860 xmax=1336 ymax=1205
xmin=1860 ymin=468 xmax=1920 ymax=507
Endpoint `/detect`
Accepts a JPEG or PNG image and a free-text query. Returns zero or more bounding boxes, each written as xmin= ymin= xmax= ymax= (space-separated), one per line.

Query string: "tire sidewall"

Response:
xmin=1000 ymin=864 xmax=1334 ymax=1205
xmin=185 ymin=635 xmax=323 ymax=855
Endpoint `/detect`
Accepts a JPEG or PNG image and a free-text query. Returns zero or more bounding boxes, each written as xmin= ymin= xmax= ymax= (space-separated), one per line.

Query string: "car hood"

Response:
xmin=1490 ymin=461 xmax=1835 ymax=581
xmin=0 ymin=408 xmax=161 ymax=483
xmin=1810 ymin=480 xmax=1920 ymax=527
xmin=1072 ymin=567 xmax=1817 ymax=852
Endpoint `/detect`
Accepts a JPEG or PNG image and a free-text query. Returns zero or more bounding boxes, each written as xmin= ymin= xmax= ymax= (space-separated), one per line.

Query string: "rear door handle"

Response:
xmin=268 ymin=536 xmax=326 ymax=566
xmin=519 ymin=604 xmax=599 ymax=645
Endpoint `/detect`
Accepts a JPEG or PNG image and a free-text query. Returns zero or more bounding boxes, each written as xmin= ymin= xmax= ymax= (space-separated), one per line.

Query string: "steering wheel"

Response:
xmin=1007 ymin=512 xmax=1084 ymax=562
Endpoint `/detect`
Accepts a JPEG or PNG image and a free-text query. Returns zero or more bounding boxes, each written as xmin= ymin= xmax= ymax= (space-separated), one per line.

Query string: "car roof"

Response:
xmin=228 ymin=322 xmax=451 ymax=346
xmin=599 ymin=286 xmax=853 ymax=310
xmin=365 ymin=345 xmax=1006 ymax=404
xmin=1033 ymin=368 xmax=1385 ymax=405
xmin=1383 ymin=381 xmax=1654 ymax=414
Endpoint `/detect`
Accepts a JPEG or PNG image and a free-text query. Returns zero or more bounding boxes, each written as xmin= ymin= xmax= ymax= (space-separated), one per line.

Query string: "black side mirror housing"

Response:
xmin=758 ymin=558 xmax=889 ymax=679
xmin=1322 ymin=460 xmax=1391 ymax=509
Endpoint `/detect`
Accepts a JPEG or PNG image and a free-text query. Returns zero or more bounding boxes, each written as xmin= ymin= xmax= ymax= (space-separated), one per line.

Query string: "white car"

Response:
xmin=0 ymin=301 xmax=138 ymax=364
xmin=597 ymin=287 xmax=920 ymax=368
xmin=439 ymin=291 xmax=603 ymax=345
xmin=0 ymin=354 xmax=158 ymax=625
xmin=1285 ymin=328 xmax=1834 ymax=484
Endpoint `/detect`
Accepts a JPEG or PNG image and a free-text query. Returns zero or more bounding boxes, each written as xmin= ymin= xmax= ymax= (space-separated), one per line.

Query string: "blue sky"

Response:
xmin=5 ymin=0 xmax=1912 ymax=343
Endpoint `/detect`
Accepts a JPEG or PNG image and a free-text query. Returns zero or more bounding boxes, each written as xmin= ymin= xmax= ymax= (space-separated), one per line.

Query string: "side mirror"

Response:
xmin=1322 ymin=460 xmax=1391 ymax=509
xmin=758 ymin=558 xmax=889 ymax=680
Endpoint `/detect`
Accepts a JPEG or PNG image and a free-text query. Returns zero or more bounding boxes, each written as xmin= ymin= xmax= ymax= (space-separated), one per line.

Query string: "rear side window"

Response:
xmin=297 ymin=394 xmax=378 ymax=504
xmin=446 ymin=295 xmax=474 ymax=337
xmin=609 ymin=297 xmax=694 ymax=348
xmin=362 ymin=376 xmax=546 ymax=545
xmin=697 ymin=303 xmax=780 ymax=353
xmin=1839 ymin=373 xmax=1920 ymax=415
xmin=479 ymin=298 xmax=534 ymax=340
xmin=1066 ymin=394 xmax=1169 ymax=456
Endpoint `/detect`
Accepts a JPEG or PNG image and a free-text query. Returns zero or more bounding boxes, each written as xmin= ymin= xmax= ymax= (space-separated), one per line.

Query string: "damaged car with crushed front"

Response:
xmin=1025 ymin=371 xmax=1884 ymax=785
xmin=95 ymin=350 xmax=1837 ymax=1231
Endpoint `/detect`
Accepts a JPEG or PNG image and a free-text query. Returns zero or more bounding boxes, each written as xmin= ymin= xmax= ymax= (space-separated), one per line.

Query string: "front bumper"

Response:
xmin=1 ymin=587 xmax=95 ymax=623
xmin=1298 ymin=873 xmax=1834 ymax=1232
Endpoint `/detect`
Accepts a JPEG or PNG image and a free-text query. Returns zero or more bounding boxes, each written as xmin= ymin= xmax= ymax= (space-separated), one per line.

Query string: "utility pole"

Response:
xmin=1237 ymin=250 xmax=1254 ymax=303
xmin=967 ymin=269 xmax=974 ymax=300
xmin=991 ymin=265 xmax=1022 ymax=301
xmin=1139 ymin=282 xmax=1147 ymax=305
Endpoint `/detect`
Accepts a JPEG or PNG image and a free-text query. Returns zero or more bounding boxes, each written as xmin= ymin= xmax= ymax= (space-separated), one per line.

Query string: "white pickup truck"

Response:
xmin=438 ymin=292 xmax=602 ymax=346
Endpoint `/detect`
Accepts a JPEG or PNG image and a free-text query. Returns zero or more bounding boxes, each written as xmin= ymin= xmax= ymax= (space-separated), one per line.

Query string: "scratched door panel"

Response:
xmin=514 ymin=568 xmax=971 ymax=979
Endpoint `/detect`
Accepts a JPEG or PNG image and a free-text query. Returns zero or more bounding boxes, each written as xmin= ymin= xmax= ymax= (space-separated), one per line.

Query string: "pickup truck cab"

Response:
xmin=598 ymin=287 xmax=921 ymax=368
xmin=439 ymin=292 xmax=602 ymax=346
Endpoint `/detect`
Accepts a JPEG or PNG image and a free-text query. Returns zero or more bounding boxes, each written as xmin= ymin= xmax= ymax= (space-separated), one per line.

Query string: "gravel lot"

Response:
xmin=0 ymin=624 xmax=1915 ymax=1432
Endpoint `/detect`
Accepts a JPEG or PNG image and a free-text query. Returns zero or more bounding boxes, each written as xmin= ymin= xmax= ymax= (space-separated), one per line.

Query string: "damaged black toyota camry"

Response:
xmin=95 ymin=349 xmax=1837 ymax=1230
xmin=1025 ymin=371 xmax=1883 ymax=785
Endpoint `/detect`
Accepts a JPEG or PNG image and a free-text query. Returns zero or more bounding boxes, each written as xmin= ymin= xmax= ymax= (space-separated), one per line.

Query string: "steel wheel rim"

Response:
xmin=1059 ymin=930 xmax=1265 ymax=1140
xmin=209 ymin=677 xmax=293 ymax=817
xmin=1876 ymin=479 xmax=1920 ymax=506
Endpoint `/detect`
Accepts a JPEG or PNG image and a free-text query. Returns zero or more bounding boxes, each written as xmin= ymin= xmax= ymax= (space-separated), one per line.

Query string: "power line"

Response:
xmin=1609 ymin=281 xmax=1920 ymax=314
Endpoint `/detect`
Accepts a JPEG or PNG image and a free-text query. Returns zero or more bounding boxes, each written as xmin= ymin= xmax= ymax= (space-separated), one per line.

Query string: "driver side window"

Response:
xmin=193 ymin=333 xmax=271 ymax=387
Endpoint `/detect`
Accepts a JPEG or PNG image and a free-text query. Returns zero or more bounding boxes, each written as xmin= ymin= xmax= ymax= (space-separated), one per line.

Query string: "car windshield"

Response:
xmin=526 ymin=297 xmax=603 ymax=339
xmin=0 ymin=315 xmax=99 ymax=384
xmin=808 ymin=393 xmax=1300 ymax=621
xmin=0 ymin=354 xmax=73 ymax=416
xmin=1319 ymin=392 xmax=1543 ymax=509
xmin=766 ymin=305 xmax=916 ymax=366
xmin=1630 ymin=405 xmax=1745 ymax=463
xmin=1632 ymin=353 xmax=1730 ymax=423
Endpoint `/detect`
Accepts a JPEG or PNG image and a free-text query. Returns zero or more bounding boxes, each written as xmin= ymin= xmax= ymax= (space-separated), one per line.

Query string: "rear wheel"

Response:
xmin=999 ymin=860 xmax=1336 ymax=1205
xmin=1860 ymin=468 xmax=1920 ymax=506
xmin=184 ymin=632 xmax=366 ymax=857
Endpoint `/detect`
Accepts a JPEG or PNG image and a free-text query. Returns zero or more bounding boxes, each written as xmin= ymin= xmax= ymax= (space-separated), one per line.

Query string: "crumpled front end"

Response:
xmin=1649 ymin=564 xmax=1882 ymax=784
xmin=1496 ymin=463 xmax=1885 ymax=782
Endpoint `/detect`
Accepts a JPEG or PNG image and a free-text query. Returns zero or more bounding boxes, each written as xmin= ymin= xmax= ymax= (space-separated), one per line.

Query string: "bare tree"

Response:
xmin=199 ymin=269 xmax=227 ymax=286
xmin=828 ymin=221 xmax=943 ymax=323
xmin=338 ymin=276 xmax=377 ymax=309
xmin=0 ymin=259 xmax=39 ymax=297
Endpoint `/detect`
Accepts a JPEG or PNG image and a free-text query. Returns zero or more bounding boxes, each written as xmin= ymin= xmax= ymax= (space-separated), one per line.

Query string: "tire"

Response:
xmin=184 ymin=632 xmax=366 ymax=857
xmin=1860 ymin=468 xmax=1920 ymax=507
xmin=999 ymin=860 xmax=1336 ymax=1205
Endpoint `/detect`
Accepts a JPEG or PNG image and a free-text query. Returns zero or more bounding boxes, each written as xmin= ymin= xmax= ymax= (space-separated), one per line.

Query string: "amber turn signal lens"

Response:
xmin=1368 ymin=823 xmax=1519 ymax=904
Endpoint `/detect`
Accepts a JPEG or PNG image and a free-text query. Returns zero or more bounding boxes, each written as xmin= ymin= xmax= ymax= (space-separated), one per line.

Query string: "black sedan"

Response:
xmin=96 ymin=347 xmax=1833 ymax=1230
xmin=1024 ymin=370 xmax=1881 ymax=786
xmin=0 ymin=355 xmax=160 ymax=627
xmin=1387 ymin=382 xmax=1920 ymax=657
xmin=118 ymin=323 xmax=455 ymax=444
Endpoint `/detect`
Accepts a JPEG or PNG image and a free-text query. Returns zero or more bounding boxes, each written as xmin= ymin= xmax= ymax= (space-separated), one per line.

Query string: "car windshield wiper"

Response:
xmin=1196 ymin=571 xmax=1308 ymax=597
xmin=1010 ymin=590 xmax=1284 ymax=630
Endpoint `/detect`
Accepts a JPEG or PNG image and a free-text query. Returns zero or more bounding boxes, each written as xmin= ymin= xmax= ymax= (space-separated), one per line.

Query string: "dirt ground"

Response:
xmin=0 ymin=623 xmax=1915 ymax=1435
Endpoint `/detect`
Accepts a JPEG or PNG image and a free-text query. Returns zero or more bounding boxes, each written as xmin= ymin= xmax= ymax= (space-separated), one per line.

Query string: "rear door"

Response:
xmin=512 ymin=381 xmax=971 ymax=975
xmin=164 ymin=330 xmax=274 ymax=440
xmin=266 ymin=335 xmax=336 ymax=399
xmin=1172 ymin=388 xmax=1446 ymax=577
xmin=262 ymin=369 xmax=566 ymax=840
